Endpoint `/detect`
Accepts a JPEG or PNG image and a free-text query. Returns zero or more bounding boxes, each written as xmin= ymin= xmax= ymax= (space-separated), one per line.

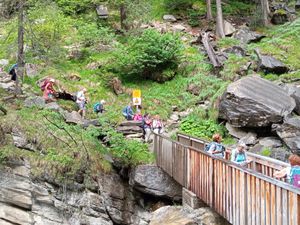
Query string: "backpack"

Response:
xmin=290 ymin=166 xmax=300 ymax=188
xmin=93 ymin=103 xmax=100 ymax=112
xmin=205 ymin=142 xmax=214 ymax=152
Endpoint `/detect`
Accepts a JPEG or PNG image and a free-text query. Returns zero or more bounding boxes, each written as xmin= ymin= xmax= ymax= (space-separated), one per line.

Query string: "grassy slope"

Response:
xmin=0 ymin=1 xmax=299 ymax=176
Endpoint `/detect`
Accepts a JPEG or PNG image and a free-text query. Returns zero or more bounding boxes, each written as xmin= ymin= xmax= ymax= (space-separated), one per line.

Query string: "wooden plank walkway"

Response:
xmin=153 ymin=133 xmax=300 ymax=225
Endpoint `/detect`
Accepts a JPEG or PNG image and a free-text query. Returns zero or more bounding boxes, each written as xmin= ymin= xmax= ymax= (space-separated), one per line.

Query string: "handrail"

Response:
xmin=155 ymin=133 xmax=300 ymax=194
xmin=177 ymin=132 xmax=289 ymax=174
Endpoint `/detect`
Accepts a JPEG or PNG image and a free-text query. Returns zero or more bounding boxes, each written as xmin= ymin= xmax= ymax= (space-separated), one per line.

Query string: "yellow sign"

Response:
xmin=133 ymin=97 xmax=142 ymax=106
xmin=132 ymin=89 xmax=141 ymax=98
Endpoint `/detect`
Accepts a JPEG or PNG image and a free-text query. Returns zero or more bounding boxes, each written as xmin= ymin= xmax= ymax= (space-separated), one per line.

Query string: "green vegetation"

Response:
xmin=113 ymin=29 xmax=184 ymax=82
xmin=0 ymin=0 xmax=299 ymax=179
xmin=249 ymin=18 xmax=300 ymax=80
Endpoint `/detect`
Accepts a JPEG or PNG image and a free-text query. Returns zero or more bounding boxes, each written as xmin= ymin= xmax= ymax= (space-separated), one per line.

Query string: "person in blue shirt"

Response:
xmin=207 ymin=133 xmax=225 ymax=158
xmin=8 ymin=63 xmax=18 ymax=81
xmin=122 ymin=103 xmax=134 ymax=120
xmin=231 ymin=142 xmax=251 ymax=166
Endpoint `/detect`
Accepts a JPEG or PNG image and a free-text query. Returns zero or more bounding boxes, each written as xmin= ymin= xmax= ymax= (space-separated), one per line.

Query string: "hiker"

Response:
xmin=274 ymin=154 xmax=300 ymax=188
xmin=206 ymin=133 xmax=225 ymax=158
xmin=142 ymin=113 xmax=152 ymax=143
xmin=76 ymin=88 xmax=87 ymax=119
xmin=93 ymin=100 xmax=106 ymax=114
xmin=152 ymin=115 xmax=164 ymax=134
xmin=8 ymin=63 xmax=17 ymax=81
xmin=231 ymin=142 xmax=251 ymax=166
xmin=43 ymin=78 xmax=56 ymax=102
xmin=122 ymin=103 xmax=134 ymax=120
xmin=133 ymin=110 xmax=143 ymax=121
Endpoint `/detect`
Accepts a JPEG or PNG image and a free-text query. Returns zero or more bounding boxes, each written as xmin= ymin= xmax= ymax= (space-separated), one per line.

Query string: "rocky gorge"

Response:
xmin=0 ymin=160 xmax=227 ymax=225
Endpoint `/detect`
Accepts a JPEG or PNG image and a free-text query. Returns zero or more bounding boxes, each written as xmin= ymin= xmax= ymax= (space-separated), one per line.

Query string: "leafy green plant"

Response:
xmin=98 ymin=118 xmax=154 ymax=166
xmin=261 ymin=147 xmax=271 ymax=157
xmin=180 ymin=116 xmax=226 ymax=141
xmin=114 ymin=29 xmax=184 ymax=82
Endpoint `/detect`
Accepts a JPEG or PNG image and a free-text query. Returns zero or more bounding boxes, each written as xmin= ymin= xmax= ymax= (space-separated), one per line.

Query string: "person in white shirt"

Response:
xmin=152 ymin=115 xmax=164 ymax=134
xmin=76 ymin=88 xmax=87 ymax=119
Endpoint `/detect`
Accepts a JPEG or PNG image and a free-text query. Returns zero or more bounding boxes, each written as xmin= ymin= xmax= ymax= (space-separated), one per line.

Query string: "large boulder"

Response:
xmin=64 ymin=111 xmax=84 ymax=125
xmin=282 ymin=83 xmax=300 ymax=115
xmin=223 ymin=46 xmax=246 ymax=57
xmin=149 ymin=206 xmax=228 ymax=225
xmin=259 ymin=137 xmax=283 ymax=148
xmin=233 ymin=27 xmax=265 ymax=44
xmin=129 ymin=165 xmax=182 ymax=201
xmin=24 ymin=96 xmax=46 ymax=108
xmin=256 ymin=53 xmax=289 ymax=74
xmin=163 ymin=15 xmax=177 ymax=22
xmin=274 ymin=117 xmax=300 ymax=155
xmin=219 ymin=75 xmax=295 ymax=127
xmin=224 ymin=20 xmax=236 ymax=36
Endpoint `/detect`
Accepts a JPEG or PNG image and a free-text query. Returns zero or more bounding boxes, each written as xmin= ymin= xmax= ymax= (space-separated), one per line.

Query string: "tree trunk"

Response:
xmin=16 ymin=0 xmax=25 ymax=96
xmin=206 ymin=0 xmax=213 ymax=21
xmin=216 ymin=0 xmax=225 ymax=38
xmin=120 ymin=3 xmax=127 ymax=30
xmin=261 ymin=0 xmax=269 ymax=26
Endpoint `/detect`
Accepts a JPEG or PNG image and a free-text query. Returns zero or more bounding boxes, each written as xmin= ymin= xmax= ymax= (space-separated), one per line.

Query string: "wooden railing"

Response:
xmin=177 ymin=133 xmax=289 ymax=179
xmin=153 ymin=133 xmax=300 ymax=225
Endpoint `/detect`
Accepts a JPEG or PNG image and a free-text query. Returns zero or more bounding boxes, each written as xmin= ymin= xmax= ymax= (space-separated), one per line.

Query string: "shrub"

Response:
xmin=115 ymin=29 xmax=183 ymax=82
xmin=54 ymin=0 xmax=99 ymax=15
xmin=76 ymin=21 xmax=115 ymax=47
xmin=164 ymin=0 xmax=194 ymax=12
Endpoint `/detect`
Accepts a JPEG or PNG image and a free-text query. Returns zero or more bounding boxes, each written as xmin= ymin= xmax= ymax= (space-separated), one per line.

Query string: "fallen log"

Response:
xmin=201 ymin=32 xmax=223 ymax=68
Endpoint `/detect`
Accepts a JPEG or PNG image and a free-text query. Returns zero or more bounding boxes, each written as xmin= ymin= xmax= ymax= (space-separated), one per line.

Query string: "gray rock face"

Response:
xmin=282 ymin=83 xmax=300 ymax=115
xmin=149 ymin=206 xmax=228 ymax=225
xmin=64 ymin=111 xmax=84 ymax=125
xmin=129 ymin=165 xmax=182 ymax=201
xmin=233 ymin=27 xmax=265 ymax=44
xmin=219 ymin=75 xmax=295 ymax=127
xmin=0 ymin=161 xmax=152 ymax=225
xmin=96 ymin=5 xmax=108 ymax=19
xmin=12 ymin=127 xmax=39 ymax=151
xmin=223 ymin=46 xmax=246 ymax=57
xmin=225 ymin=123 xmax=248 ymax=138
xmin=257 ymin=54 xmax=289 ymax=74
xmin=24 ymin=96 xmax=46 ymax=108
xmin=45 ymin=102 xmax=61 ymax=111
xmin=275 ymin=117 xmax=300 ymax=155
xmin=240 ymin=132 xmax=258 ymax=145
xmin=259 ymin=137 xmax=282 ymax=148
xmin=163 ymin=15 xmax=177 ymax=22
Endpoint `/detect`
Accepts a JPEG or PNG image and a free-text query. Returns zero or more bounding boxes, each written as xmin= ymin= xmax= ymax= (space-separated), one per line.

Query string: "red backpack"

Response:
xmin=40 ymin=79 xmax=50 ymax=91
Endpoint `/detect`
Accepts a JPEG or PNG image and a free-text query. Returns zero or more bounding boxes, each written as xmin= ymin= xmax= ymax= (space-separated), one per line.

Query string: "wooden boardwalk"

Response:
xmin=153 ymin=133 xmax=300 ymax=225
